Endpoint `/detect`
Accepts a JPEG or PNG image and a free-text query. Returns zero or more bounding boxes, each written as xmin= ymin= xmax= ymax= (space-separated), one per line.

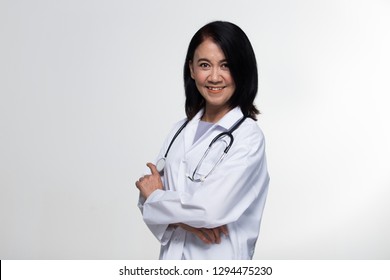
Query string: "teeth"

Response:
xmin=207 ymin=87 xmax=223 ymax=90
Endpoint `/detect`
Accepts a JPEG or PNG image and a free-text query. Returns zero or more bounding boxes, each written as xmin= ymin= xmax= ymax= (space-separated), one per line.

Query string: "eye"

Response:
xmin=199 ymin=63 xmax=210 ymax=69
xmin=221 ymin=63 xmax=229 ymax=69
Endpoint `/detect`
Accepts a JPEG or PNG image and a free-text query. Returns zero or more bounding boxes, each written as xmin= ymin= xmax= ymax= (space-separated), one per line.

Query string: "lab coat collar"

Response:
xmin=192 ymin=107 xmax=244 ymax=131
xmin=215 ymin=107 xmax=244 ymax=130
xmin=183 ymin=107 xmax=244 ymax=153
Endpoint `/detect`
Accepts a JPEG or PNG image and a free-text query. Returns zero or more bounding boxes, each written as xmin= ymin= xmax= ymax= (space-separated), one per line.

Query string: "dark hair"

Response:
xmin=184 ymin=21 xmax=259 ymax=120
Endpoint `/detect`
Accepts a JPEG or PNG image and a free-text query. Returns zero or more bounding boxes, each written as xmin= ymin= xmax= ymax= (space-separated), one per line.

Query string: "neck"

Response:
xmin=201 ymin=105 xmax=231 ymax=123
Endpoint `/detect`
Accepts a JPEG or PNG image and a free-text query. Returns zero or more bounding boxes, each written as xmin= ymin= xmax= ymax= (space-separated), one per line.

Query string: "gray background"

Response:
xmin=1 ymin=0 xmax=389 ymax=259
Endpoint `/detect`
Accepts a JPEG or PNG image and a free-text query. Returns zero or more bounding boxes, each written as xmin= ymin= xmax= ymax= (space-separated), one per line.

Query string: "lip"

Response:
xmin=206 ymin=86 xmax=226 ymax=93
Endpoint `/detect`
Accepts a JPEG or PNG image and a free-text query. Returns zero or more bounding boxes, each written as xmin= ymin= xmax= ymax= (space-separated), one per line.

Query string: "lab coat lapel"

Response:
xmin=182 ymin=110 xmax=203 ymax=153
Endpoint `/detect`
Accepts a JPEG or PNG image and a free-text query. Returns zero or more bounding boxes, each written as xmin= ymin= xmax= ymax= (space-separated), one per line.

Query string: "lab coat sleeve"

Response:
xmin=142 ymin=124 xmax=270 ymax=228
xmin=137 ymin=119 xmax=187 ymax=244
xmin=138 ymin=194 xmax=174 ymax=245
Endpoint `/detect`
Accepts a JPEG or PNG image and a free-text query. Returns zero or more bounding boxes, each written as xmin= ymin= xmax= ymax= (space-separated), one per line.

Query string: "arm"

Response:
xmin=136 ymin=163 xmax=228 ymax=244
xmin=175 ymin=223 xmax=228 ymax=244
xmin=136 ymin=120 xmax=185 ymax=245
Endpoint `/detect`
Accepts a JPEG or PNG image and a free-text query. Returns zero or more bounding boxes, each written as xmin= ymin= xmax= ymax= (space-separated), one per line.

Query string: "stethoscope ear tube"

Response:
xmin=209 ymin=132 xmax=234 ymax=153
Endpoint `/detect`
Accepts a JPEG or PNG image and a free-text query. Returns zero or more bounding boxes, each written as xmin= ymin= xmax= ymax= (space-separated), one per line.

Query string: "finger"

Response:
xmin=135 ymin=176 xmax=147 ymax=189
xmin=212 ymin=228 xmax=221 ymax=244
xmin=220 ymin=225 xmax=229 ymax=236
xmin=194 ymin=231 xmax=211 ymax=244
xmin=201 ymin=229 xmax=216 ymax=243
xmin=180 ymin=224 xmax=210 ymax=244
xmin=147 ymin=162 xmax=159 ymax=175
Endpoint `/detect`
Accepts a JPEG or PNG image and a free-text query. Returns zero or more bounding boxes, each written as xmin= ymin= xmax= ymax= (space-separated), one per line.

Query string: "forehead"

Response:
xmin=194 ymin=38 xmax=226 ymax=61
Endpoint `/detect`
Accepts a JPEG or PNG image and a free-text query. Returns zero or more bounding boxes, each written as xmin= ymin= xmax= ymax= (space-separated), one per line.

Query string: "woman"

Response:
xmin=136 ymin=21 xmax=269 ymax=259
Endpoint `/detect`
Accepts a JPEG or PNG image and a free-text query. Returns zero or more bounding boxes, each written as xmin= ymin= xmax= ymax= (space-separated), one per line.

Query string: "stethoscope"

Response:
xmin=156 ymin=115 xmax=247 ymax=182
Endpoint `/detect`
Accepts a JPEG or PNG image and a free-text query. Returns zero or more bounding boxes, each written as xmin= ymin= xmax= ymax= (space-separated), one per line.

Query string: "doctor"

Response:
xmin=136 ymin=21 xmax=270 ymax=259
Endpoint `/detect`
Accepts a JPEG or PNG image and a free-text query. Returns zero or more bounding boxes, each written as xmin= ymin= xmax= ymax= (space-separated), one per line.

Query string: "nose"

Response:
xmin=208 ymin=68 xmax=222 ymax=83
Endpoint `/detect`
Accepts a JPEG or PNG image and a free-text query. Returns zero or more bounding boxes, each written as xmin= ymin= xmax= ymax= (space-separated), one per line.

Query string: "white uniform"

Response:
xmin=138 ymin=107 xmax=270 ymax=259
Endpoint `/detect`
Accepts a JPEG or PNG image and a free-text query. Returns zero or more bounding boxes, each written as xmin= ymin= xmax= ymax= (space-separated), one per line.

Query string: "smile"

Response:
xmin=206 ymin=86 xmax=225 ymax=91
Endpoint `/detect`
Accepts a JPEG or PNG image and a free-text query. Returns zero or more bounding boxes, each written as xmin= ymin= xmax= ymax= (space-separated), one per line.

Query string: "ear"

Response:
xmin=189 ymin=60 xmax=195 ymax=79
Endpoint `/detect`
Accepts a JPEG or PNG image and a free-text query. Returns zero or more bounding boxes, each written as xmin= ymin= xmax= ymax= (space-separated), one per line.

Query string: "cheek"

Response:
xmin=226 ymin=74 xmax=235 ymax=85
xmin=195 ymin=82 xmax=205 ymax=94
xmin=192 ymin=75 xmax=203 ymax=92
xmin=193 ymin=72 xmax=207 ymax=84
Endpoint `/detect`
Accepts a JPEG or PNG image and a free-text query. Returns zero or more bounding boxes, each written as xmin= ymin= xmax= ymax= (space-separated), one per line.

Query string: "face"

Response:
xmin=189 ymin=38 xmax=236 ymax=115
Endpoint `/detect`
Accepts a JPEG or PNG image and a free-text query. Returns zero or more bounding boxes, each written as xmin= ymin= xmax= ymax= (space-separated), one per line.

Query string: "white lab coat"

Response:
xmin=138 ymin=107 xmax=269 ymax=259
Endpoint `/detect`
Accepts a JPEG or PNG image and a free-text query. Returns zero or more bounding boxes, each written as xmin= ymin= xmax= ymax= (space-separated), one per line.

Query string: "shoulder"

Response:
xmin=171 ymin=118 xmax=188 ymax=131
xmin=238 ymin=118 xmax=266 ymax=145
xmin=229 ymin=118 xmax=267 ymax=159
xmin=165 ymin=117 xmax=188 ymax=136
xmin=160 ymin=118 xmax=187 ymax=147
xmin=226 ymin=118 xmax=267 ymax=163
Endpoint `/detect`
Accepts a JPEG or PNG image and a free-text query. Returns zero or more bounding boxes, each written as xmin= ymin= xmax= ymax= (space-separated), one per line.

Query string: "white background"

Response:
xmin=1 ymin=0 xmax=389 ymax=259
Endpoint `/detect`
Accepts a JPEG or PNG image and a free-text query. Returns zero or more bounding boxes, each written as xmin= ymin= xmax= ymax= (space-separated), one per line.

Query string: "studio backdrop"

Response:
xmin=1 ymin=0 xmax=389 ymax=259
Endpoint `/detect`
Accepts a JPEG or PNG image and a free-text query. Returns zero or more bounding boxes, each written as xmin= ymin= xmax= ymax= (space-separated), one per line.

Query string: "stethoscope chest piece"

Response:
xmin=156 ymin=157 xmax=166 ymax=173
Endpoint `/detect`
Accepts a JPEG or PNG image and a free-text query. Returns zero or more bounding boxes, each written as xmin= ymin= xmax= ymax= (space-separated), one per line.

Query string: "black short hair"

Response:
xmin=184 ymin=21 xmax=260 ymax=120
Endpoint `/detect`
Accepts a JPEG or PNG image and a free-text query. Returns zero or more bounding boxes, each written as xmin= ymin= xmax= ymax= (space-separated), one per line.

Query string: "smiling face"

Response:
xmin=189 ymin=38 xmax=236 ymax=119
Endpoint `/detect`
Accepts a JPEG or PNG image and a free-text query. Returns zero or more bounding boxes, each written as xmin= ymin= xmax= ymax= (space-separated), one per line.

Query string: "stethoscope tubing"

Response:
xmin=158 ymin=115 xmax=247 ymax=176
xmin=163 ymin=120 xmax=189 ymax=158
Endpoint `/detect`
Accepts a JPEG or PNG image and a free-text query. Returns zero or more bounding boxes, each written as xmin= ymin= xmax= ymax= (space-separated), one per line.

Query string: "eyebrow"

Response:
xmin=197 ymin=58 xmax=228 ymax=64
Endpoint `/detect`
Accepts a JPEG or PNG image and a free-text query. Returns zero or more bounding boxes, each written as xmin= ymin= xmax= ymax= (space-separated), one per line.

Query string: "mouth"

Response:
xmin=206 ymin=86 xmax=225 ymax=92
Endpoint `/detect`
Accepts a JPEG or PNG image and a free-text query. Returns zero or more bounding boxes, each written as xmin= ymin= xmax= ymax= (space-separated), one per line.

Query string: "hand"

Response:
xmin=135 ymin=163 xmax=163 ymax=199
xmin=176 ymin=223 xmax=228 ymax=244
